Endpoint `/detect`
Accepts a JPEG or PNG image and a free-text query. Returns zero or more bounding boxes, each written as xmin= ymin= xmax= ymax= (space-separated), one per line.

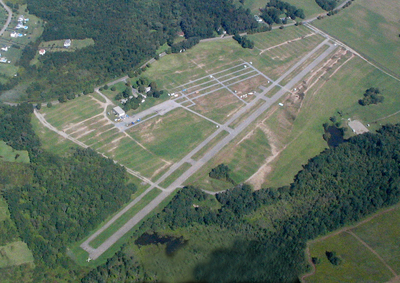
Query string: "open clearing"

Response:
xmin=306 ymin=205 xmax=400 ymax=283
xmin=0 ymin=141 xmax=29 ymax=163
xmin=39 ymin=38 xmax=94 ymax=52
xmin=314 ymin=0 xmax=400 ymax=77
xmin=238 ymin=0 xmax=325 ymax=17
xmin=0 ymin=241 xmax=34 ymax=268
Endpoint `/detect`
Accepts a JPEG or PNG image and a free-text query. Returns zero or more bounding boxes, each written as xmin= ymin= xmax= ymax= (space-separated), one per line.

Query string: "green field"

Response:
xmin=352 ymin=208 xmax=400 ymax=274
xmin=39 ymin=38 xmax=94 ymax=52
xmin=0 ymin=141 xmax=30 ymax=163
xmin=144 ymin=26 xmax=324 ymax=92
xmin=314 ymin=0 xmax=400 ymax=77
xmin=307 ymin=232 xmax=393 ymax=283
xmin=188 ymin=127 xmax=272 ymax=192
xmin=307 ymin=205 xmax=400 ymax=282
xmin=238 ymin=0 xmax=325 ymax=17
xmin=127 ymin=108 xmax=216 ymax=162
xmin=89 ymin=188 xmax=162 ymax=249
xmin=266 ymin=54 xmax=400 ymax=188
xmin=0 ymin=241 xmax=34 ymax=268
xmin=43 ymin=95 xmax=103 ymax=129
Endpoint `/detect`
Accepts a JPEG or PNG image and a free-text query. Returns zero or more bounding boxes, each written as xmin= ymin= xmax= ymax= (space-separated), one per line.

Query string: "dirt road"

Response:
xmin=0 ymin=0 xmax=12 ymax=36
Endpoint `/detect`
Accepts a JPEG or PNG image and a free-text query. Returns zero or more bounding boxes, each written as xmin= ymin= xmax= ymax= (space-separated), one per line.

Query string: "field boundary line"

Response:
xmin=259 ymin=33 xmax=316 ymax=55
xmin=346 ymin=230 xmax=397 ymax=277
xmin=301 ymin=203 xmax=400 ymax=282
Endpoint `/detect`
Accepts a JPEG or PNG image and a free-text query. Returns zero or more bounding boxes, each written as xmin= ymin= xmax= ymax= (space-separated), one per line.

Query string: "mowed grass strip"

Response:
xmin=159 ymin=162 xmax=192 ymax=188
xmin=227 ymin=128 xmax=271 ymax=182
xmin=127 ymin=108 xmax=216 ymax=162
xmin=0 ymin=141 xmax=29 ymax=163
xmin=248 ymin=25 xmax=314 ymax=50
xmin=307 ymin=232 xmax=393 ymax=283
xmin=110 ymin=137 xmax=167 ymax=178
xmin=89 ymin=188 xmax=162 ymax=249
xmin=190 ymin=89 xmax=245 ymax=124
xmin=192 ymin=130 xmax=229 ymax=161
xmin=31 ymin=115 xmax=76 ymax=155
xmin=314 ymin=0 xmax=400 ymax=77
xmin=0 ymin=241 xmax=34 ymax=268
xmin=43 ymin=96 xmax=103 ymax=129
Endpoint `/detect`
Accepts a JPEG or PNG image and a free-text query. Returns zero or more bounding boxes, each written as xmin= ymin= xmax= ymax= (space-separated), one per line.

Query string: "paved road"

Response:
xmin=80 ymin=39 xmax=336 ymax=260
xmin=0 ymin=0 xmax=12 ymax=36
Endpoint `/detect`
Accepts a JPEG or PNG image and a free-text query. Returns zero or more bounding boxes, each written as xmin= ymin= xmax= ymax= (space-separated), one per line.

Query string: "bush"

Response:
xmin=111 ymin=86 xmax=116 ymax=91
xmin=36 ymin=103 xmax=41 ymax=110
xmin=47 ymin=102 xmax=52 ymax=108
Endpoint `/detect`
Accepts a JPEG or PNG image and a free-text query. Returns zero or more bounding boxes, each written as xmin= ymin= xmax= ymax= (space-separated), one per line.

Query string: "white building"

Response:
xmin=113 ymin=106 xmax=126 ymax=118
xmin=64 ymin=39 xmax=71 ymax=48
xmin=39 ymin=49 xmax=46 ymax=55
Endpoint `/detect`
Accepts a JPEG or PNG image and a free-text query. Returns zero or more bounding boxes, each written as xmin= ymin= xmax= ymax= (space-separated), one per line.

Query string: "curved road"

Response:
xmin=0 ymin=0 xmax=12 ymax=36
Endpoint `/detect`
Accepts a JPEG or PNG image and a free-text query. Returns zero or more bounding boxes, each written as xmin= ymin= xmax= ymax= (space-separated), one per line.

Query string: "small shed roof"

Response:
xmin=113 ymin=106 xmax=125 ymax=116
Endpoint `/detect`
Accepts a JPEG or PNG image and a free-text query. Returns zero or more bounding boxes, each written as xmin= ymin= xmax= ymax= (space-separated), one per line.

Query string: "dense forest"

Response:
xmin=92 ymin=124 xmax=400 ymax=282
xmin=0 ymin=103 xmax=137 ymax=281
xmin=0 ymin=0 xmax=258 ymax=102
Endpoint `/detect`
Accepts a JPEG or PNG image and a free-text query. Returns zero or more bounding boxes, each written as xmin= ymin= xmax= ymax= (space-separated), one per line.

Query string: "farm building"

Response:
xmin=64 ymin=39 xmax=71 ymax=48
xmin=113 ymin=106 xmax=126 ymax=118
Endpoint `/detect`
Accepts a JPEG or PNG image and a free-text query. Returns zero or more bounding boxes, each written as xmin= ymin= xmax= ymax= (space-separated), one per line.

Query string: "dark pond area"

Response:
xmin=326 ymin=126 xmax=345 ymax=147
xmin=135 ymin=232 xmax=188 ymax=256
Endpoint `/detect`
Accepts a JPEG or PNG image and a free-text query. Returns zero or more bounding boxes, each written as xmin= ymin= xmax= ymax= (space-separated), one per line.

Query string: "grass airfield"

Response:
xmin=32 ymin=4 xmax=400 ymax=277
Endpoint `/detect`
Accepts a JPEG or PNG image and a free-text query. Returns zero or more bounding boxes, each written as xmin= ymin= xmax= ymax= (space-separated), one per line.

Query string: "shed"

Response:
xmin=113 ymin=106 xmax=126 ymax=118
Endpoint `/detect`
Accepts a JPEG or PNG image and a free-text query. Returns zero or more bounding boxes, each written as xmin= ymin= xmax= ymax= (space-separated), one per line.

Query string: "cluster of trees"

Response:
xmin=359 ymin=87 xmax=384 ymax=106
xmin=171 ymin=37 xmax=200 ymax=53
xmin=0 ymin=0 xmax=259 ymax=102
xmin=0 ymin=103 xmax=41 ymax=156
xmin=81 ymin=251 xmax=149 ymax=283
xmin=315 ymin=0 xmax=337 ymax=11
xmin=233 ymin=34 xmax=255 ymax=49
xmin=325 ymin=251 xmax=342 ymax=265
xmin=261 ymin=0 xmax=305 ymax=25
xmin=209 ymin=164 xmax=235 ymax=184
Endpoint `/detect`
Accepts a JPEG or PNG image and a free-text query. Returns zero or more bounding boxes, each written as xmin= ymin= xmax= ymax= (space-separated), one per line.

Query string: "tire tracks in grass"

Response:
xmin=301 ymin=204 xmax=400 ymax=282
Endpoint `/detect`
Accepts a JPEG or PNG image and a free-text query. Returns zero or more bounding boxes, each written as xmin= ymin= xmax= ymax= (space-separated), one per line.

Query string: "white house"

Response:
xmin=1 ymin=46 xmax=8 ymax=51
xmin=64 ymin=39 xmax=71 ymax=48
xmin=113 ymin=106 xmax=126 ymax=118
